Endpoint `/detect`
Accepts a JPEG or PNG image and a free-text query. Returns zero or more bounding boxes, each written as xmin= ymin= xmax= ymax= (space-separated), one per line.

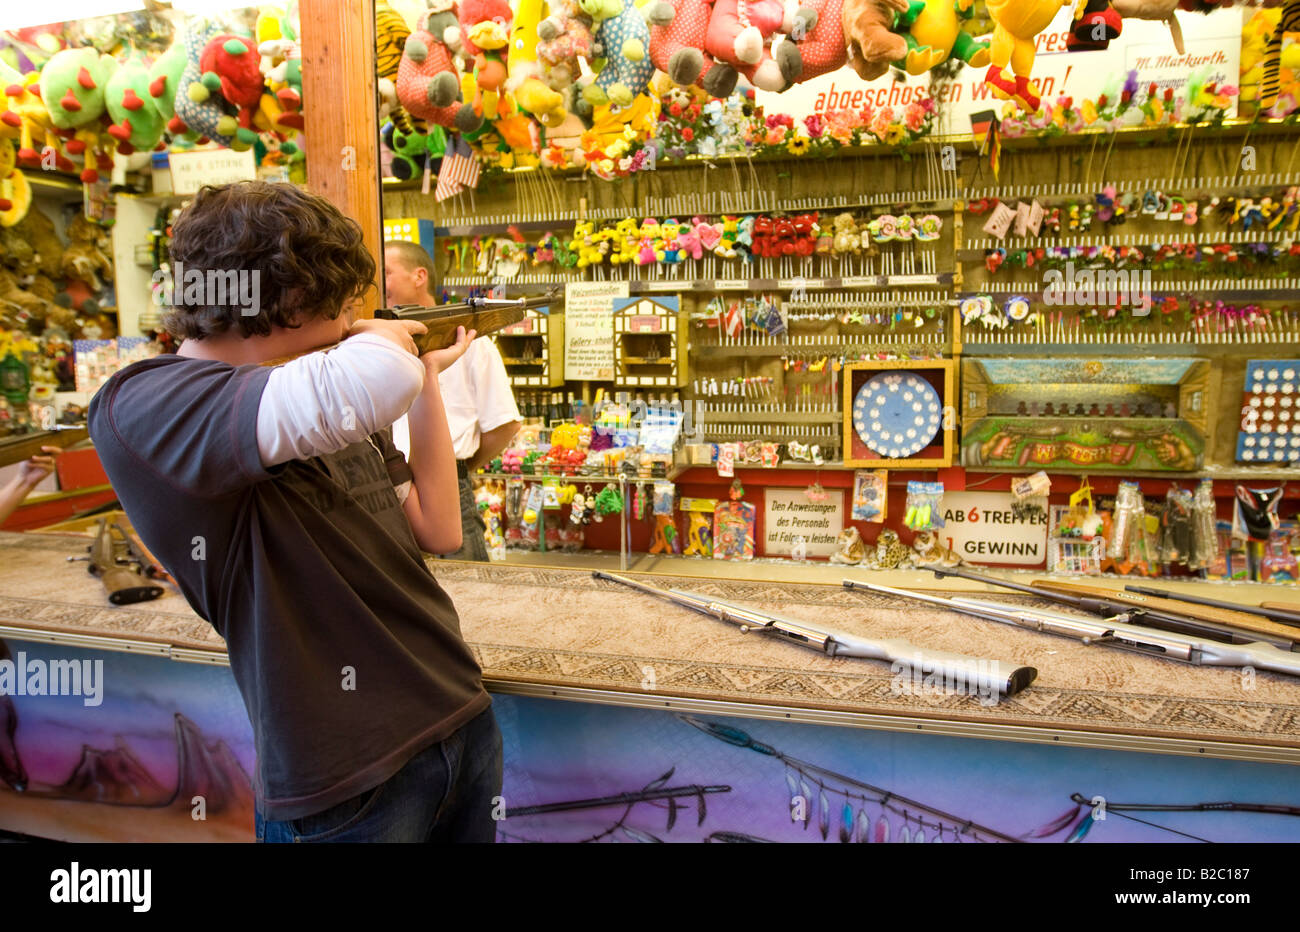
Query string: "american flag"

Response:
xmin=435 ymin=137 xmax=481 ymax=202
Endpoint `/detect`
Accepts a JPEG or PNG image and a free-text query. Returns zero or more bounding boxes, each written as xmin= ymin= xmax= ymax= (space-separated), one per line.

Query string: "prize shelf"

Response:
xmin=962 ymin=280 xmax=1300 ymax=301
xmin=960 ymin=340 xmax=1300 ymax=356
xmin=441 ymin=273 xmax=954 ymax=294
xmin=694 ymin=341 xmax=948 ymax=358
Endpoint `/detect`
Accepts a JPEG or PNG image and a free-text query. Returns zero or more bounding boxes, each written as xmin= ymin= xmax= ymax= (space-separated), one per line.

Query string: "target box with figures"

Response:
xmin=842 ymin=360 xmax=956 ymax=468
xmin=1237 ymin=360 xmax=1300 ymax=465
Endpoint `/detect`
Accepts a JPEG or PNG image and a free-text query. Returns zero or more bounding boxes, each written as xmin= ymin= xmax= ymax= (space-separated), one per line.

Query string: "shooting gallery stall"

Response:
xmin=2 ymin=529 xmax=1298 ymax=844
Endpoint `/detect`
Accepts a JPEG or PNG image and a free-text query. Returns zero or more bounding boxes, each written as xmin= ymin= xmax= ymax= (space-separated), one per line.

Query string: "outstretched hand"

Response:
xmin=422 ymin=326 xmax=476 ymax=374
xmin=18 ymin=446 xmax=60 ymax=488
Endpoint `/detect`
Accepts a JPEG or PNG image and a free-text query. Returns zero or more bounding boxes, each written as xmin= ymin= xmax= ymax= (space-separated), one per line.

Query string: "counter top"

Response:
xmin=2 ymin=531 xmax=1297 ymax=763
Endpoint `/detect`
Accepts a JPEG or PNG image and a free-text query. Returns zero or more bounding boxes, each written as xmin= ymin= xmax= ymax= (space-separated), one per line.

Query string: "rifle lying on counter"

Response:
xmin=1125 ymin=585 xmax=1300 ymax=628
xmin=842 ymin=578 xmax=1300 ymax=680
xmin=373 ymin=291 xmax=558 ymax=354
xmin=925 ymin=565 xmax=1298 ymax=652
xmin=68 ymin=518 xmax=164 ymax=606
xmin=593 ymin=571 xmax=1037 ymax=698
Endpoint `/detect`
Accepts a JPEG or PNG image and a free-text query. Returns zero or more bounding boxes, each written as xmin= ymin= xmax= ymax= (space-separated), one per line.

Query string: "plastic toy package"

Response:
xmin=1108 ymin=481 xmax=1145 ymax=561
xmin=1159 ymin=486 xmax=1195 ymax=567
xmin=851 ymin=470 xmax=887 ymax=522
xmin=903 ymin=481 xmax=945 ymax=531
xmin=1189 ymin=479 xmax=1219 ymax=571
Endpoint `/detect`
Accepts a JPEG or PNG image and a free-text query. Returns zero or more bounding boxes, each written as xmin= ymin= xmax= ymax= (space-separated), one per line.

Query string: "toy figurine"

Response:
xmin=649 ymin=513 xmax=678 ymax=553
xmin=829 ymin=526 xmax=867 ymax=564
xmin=887 ymin=0 xmax=990 ymax=75
xmin=863 ymin=528 xmax=916 ymax=569
xmin=911 ymin=529 xmax=961 ymax=567
xmin=983 ymin=0 xmax=1069 ymax=111
xmin=684 ymin=511 xmax=713 ymax=555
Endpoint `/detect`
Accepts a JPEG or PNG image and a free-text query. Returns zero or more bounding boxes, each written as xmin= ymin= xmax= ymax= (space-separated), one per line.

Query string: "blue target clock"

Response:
xmin=852 ymin=372 xmax=943 ymax=459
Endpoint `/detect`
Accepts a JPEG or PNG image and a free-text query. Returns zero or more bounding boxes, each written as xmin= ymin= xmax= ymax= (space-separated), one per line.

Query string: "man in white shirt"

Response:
xmin=385 ymin=240 xmax=521 ymax=560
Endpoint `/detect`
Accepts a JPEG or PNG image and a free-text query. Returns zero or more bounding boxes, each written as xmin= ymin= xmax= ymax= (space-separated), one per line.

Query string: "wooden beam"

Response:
xmin=299 ymin=0 xmax=381 ymax=317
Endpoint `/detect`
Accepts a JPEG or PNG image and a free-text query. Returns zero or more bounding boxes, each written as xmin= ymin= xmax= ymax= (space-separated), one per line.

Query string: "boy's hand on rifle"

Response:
xmin=421 ymin=326 xmax=476 ymax=375
xmin=347 ymin=317 xmax=429 ymax=356
xmin=18 ymin=446 xmax=60 ymax=489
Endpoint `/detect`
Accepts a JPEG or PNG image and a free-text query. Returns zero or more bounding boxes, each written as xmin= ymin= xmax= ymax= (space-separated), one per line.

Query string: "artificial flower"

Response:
xmin=786 ymin=135 xmax=810 ymax=155
xmin=884 ymin=124 xmax=906 ymax=146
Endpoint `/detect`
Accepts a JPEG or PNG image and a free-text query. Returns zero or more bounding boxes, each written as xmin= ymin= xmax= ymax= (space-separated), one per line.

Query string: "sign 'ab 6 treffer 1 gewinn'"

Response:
xmin=940 ymin=492 xmax=1049 ymax=567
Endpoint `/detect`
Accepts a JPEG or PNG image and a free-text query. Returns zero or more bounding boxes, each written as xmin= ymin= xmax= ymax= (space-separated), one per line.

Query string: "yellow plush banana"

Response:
xmin=506 ymin=0 xmax=567 ymax=128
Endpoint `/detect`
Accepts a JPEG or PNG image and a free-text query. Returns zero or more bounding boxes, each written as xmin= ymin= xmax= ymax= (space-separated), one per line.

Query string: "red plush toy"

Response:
xmin=772 ymin=216 xmax=796 ymax=255
xmin=792 ymin=212 xmax=818 ymax=256
xmin=200 ymin=35 xmax=264 ymax=134
xmin=751 ymin=214 xmax=775 ymax=257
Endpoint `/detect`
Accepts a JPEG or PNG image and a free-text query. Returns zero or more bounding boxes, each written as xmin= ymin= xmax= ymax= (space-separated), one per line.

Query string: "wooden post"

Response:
xmin=299 ymin=0 xmax=381 ymax=317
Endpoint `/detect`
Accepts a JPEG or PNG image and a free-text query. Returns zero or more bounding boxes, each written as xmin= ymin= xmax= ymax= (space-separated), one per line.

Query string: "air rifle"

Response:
xmin=0 ymin=426 xmax=87 ymax=468
xmin=1125 ymin=585 xmax=1300 ymax=628
xmin=593 ymin=571 xmax=1037 ymax=698
xmin=69 ymin=518 xmax=165 ymax=606
xmin=843 ymin=578 xmax=1300 ymax=680
xmin=373 ymin=291 xmax=557 ymax=354
xmin=926 ymin=565 xmax=1298 ymax=652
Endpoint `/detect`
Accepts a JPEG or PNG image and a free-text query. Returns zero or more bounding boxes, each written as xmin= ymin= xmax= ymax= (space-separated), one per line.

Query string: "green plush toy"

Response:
xmin=105 ymin=52 xmax=166 ymax=153
xmin=38 ymin=47 xmax=117 ymax=129
xmin=147 ymin=40 xmax=191 ymax=137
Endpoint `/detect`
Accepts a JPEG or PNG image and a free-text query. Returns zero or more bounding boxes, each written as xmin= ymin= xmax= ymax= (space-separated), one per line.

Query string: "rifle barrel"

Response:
xmin=1125 ymin=586 xmax=1300 ymax=628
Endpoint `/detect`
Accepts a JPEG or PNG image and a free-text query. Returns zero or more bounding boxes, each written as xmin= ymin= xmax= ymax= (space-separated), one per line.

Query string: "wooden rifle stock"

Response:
xmin=0 ymin=427 xmax=88 ymax=468
xmin=373 ymin=293 xmax=555 ymax=354
xmin=84 ymin=518 xmax=164 ymax=606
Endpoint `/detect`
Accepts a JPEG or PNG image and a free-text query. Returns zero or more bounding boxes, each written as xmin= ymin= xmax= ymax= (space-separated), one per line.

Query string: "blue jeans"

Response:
xmin=255 ymin=706 xmax=503 ymax=843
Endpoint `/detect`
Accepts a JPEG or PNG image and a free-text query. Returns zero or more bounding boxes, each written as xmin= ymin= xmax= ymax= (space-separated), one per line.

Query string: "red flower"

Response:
xmin=1120 ymin=90 xmax=1132 ymax=104
xmin=1163 ymin=88 xmax=1174 ymax=102
xmin=1062 ymin=96 xmax=1073 ymax=110
xmin=682 ymin=127 xmax=695 ymax=141
xmin=670 ymin=102 xmax=682 ymax=117
xmin=1096 ymin=93 xmax=1108 ymax=109
xmin=686 ymin=104 xmax=700 ymax=121
xmin=1148 ymin=83 xmax=1157 ymax=98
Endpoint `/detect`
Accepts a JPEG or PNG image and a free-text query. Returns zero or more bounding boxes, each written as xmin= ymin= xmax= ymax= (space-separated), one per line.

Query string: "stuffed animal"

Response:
xmin=715 ymin=214 xmax=740 ymax=257
xmin=506 ymin=0 xmax=568 ymax=127
xmin=911 ymin=529 xmax=961 ymax=567
xmin=661 ymin=218 xmax=684 ymax=264
xmin=1258 ymin=0 xmax=1300 ymax=111
xmin=792 ymin=212 xmax=818 ymax=256
xmin=983 ymin=0 xmax=1070 ymax=111
xmin=397 ymin=11 xmax=477 ymax=131
xmin=147 ymin=40 xmax=190 ymax=136
xmin=610 ymin=217 xmax=640 ymax=263
xmin=14 ymin=206 xmax=62 ymax=279
xmin=647 ymin=0 xmax=738 ymax=96
xmin=62 ymin=214 xmax=114 ymax=292
xmin=460 ymin=0 xmax=512 ymax=121
xmin=771 ymin=215 xmax=796 ymax=255
xmin=580 ymin=0 xmax=657 ymax=107
xmin=637 ymin=218 xmax=665 ymax=264
xmin=173 ymin=20 xmax=239 ymax=145
xmin=751 ymin=214 xmax=776 ymax=257
xmin=537 ymin=0 xmax=594 ymax=87
xmin=734 ymin=214 xmax=755 ymax=261
xmin=843 ymin=0 xmax=909 ymax=79
xmin=383 ymin=114 xmax=448 ymax=180
xmin=104 ymin=51 xmax=166 ymax=154
xmin=0 ymin=144 xmax=31 ymax=227
xmin=256 ymin=38 xmax=305 ymax=134
xmin=863 ymin=528 xmax=916 ymax=569
xmin=37 ymin=47 xmax=116 ymax=129
xmin=829 ymin=526 xmax=867 ymax=564
xmin=832 ymin=212 xmax=861 ymax=253
xmin=704 ymin=0 xmax=818 ymax=92
xmin=888 ymin=0 xmax=990 ymax=74
xmin=1111 ymin=0 xmax=1182 ymax=53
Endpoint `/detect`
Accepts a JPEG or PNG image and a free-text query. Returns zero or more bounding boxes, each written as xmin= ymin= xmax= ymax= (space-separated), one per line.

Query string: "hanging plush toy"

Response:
xmin=146 ymin=40 xmax=190 ymax=137
xmin=1110 ymin=0 xmax=1183 ymax=54
xmin=0 ymin=143 xmax=32 ymax=227
xmin=459 ymin=0 xmax=513 ymax=121
xmin=38 ymin=47 xmax=116 ymax=129
xmin=505 ymin=0 xmax=568 ymax=127
xmin=1258 ymin=0 xmax=1300 ymax=111
xmin=537 ymin=0 xmax=595 ymax=88
xmin=843 ymin=0 xmax=909 ymax=79
xmin=104 ymin=51 xmax=166 ymax=154
xmin=983 ymin=0 xmax=1070 ymax=111
xmin=383 ymin=114 xmax=447 ymax=179
xmin=397 ymin=11 xmax=476 ymax=131
xmin=173 ymin=20 xmax=240 ymax=145
xmin=375 ymin=0 xmax=412 ymax=120
xmin=704 ymin=0 xmax=818 ymax=92
xmin=2 ymin=63 xmax=77 ymax=174
xmin=579 ymin=0 xmax=657 ymax=107
xmin=888 ymin=0 xmax=990 ymax=74
xmin=648 ymin=0 xmax=738 ymax=96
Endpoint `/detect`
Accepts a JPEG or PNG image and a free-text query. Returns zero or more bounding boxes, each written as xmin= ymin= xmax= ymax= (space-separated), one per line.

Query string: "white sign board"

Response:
xmin=764 ymin=488 xmax=844 ymax=558
xmin=167 ymin=148 xmax=258 ymax=195
xmin=756 ymin=7 xmax=1240 ymax=131
xmin=563 ymin=281 xmax=627 ymax=381
xmin=940 ymin=491 xmax=1048 ymax=567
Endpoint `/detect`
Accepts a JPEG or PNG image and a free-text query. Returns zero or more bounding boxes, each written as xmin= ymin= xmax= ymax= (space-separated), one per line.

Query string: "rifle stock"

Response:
xmin=374 ymin=293 xmax=554 ymax=354
xmin=0 ymin=427 xmax=87 ymax=468
xmin=84 ymin=519 xmax=163 ymax=606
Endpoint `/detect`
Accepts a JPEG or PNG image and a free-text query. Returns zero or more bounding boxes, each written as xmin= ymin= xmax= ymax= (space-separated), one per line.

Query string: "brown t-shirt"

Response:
xmin=88 ymin=355 xmax=490 ymax=820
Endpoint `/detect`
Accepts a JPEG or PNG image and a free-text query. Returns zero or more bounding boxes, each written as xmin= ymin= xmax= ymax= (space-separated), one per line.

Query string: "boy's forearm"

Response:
xmin=404 ymin=376 xmax=463 ymax=553
xmin=0 ymin=475 xmax=37 ymax=526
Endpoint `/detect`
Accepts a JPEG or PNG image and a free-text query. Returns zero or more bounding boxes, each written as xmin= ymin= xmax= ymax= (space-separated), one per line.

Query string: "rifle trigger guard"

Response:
xmin=1082 ymin=630 xmax=1117 ymax=646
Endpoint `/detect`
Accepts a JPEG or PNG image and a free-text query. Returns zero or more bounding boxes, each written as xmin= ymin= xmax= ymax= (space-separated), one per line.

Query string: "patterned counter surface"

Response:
xmin=2 ymin=531 xmax=1298 ymax=758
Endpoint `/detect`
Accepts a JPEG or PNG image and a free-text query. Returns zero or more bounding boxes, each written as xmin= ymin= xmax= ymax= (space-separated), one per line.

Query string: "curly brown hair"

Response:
xmin=162 ymin=181 xmax=376 ymax=340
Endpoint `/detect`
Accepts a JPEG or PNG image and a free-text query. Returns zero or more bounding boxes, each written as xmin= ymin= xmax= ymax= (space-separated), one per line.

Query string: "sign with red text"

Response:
xmin=755 ymin=8 xmax=1239 ymax=129
xmin=940 ymin=492 xmax=1048 ymax=567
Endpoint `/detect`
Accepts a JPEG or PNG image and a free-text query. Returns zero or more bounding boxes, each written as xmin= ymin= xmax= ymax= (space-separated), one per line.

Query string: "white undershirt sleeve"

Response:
xmin=256 ymin=333 xmax=426 ymax=467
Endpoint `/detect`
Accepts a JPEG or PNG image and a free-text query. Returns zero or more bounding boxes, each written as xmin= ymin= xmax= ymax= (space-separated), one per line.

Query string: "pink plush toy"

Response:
xmin=705 ymin=0 xmax=810 ymax=92
xmin=397 ymin=11 xmax=477 ymax=131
